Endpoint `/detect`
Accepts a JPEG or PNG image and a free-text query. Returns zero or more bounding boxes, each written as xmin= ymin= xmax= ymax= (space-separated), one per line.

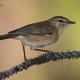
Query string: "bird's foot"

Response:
xmin=24 ymin=57 xmax=28 ymax=63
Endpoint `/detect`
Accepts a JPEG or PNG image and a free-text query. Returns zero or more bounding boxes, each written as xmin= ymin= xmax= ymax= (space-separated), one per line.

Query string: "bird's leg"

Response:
xmin=22 ymin=42 xmax=27 ymax=62
xmin=31 ymin=46 xmax=52 ymax=52
xmin=34 ymin=48 xmax=52 ymax=53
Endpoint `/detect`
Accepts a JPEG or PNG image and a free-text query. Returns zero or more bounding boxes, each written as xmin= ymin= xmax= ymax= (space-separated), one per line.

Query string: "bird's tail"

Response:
xmin=0 ymin=34 xmax=18 ymax=40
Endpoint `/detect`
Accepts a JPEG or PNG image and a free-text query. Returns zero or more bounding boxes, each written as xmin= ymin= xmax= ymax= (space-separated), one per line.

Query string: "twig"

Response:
xmin=0 ymin=50 xmax=80 ymax=80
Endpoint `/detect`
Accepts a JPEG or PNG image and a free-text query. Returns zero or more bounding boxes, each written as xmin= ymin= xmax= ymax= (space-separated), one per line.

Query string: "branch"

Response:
xmin=0 ymin=51 xmax=80 ymax=80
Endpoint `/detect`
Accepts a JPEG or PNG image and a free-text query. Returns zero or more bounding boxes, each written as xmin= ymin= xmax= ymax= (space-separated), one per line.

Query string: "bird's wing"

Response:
xmin=9 ymin=21 xmax=57 ymax=36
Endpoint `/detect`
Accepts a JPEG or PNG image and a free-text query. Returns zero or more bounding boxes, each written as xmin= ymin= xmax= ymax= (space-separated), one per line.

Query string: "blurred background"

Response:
xmin=0 ymin=0 xmax=80 ymax=80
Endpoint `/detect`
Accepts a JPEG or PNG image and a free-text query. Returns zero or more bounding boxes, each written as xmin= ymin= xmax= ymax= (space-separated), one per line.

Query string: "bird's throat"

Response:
xmin=57 ymin=26 xmax=64 ymax=35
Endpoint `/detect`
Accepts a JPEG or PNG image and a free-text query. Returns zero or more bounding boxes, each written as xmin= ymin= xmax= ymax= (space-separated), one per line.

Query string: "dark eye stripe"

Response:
xmin=59 ymin=20 xmax=64 ymax=22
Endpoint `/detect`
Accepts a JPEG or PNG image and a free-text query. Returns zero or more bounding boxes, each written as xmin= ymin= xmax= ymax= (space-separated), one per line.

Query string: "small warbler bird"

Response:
xmin=0 ymin=16 xmax=75 ymax=61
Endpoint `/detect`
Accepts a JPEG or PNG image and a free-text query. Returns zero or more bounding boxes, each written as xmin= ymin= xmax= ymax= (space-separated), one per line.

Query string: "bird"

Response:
xmin=0 ymin=16 xmax=75 ymax=62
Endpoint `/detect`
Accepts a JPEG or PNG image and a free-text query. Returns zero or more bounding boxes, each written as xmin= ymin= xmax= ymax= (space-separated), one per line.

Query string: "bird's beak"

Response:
xmin=68 ymin=21 xmax=76 ymax=24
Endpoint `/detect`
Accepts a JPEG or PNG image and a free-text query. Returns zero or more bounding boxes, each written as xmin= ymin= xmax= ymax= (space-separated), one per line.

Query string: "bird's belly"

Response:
xmin=15 ymin=34 xmax=58 ymax=47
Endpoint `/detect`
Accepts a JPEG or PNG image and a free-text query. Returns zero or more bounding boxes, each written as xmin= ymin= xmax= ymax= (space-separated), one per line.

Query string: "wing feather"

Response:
xmin=9 ymin=21 xmax=57 ymax=36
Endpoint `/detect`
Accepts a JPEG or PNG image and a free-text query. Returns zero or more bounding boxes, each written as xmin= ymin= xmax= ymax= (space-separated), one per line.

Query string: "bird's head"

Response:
xmin=48 ymin=16 xmax=75 ymax=28
xmin=48 ymin=16 xmax=75 ymax=35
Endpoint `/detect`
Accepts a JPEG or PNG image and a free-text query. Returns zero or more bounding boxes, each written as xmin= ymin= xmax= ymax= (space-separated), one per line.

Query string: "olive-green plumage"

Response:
xmin=0 ymin=16 xmax=75 ymax=61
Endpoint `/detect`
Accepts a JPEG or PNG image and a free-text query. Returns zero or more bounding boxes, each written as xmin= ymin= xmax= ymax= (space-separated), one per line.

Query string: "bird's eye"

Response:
xmin=58 ymin=20 xmax=63 ymax=22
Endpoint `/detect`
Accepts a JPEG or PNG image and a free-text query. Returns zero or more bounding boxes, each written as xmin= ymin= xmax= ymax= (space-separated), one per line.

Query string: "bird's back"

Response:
xmin=9 ymin=21 xmax=56 ymax=35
